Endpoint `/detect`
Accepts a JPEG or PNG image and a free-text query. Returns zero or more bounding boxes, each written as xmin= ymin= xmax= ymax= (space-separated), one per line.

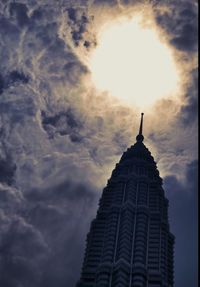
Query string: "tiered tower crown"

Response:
xmin=77 ymin=113 xmax=175 ymax=287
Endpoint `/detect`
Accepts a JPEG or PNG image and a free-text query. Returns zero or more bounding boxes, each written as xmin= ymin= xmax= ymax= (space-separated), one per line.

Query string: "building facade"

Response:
xmin=77 ymin=114 xmax=175 ymax=287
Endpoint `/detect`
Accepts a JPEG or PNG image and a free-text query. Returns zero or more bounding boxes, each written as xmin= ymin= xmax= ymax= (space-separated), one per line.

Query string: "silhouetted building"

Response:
xmin=77 ymin=114 xmax=175 ymax=287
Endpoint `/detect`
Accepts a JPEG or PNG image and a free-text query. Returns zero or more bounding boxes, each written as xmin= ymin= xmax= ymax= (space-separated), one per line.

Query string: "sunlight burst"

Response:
xmin=88 ymin=16 xmax=180 ymax=108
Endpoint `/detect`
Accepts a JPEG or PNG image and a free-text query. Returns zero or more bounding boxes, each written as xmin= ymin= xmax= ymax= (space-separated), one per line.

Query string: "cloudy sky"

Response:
xmin=0 ymin=1 xmax=198 ymax=287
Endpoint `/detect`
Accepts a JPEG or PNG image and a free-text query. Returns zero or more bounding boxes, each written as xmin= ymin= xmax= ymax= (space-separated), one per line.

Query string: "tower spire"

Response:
xmin=136 ymin=113 xmax=144 ymax=142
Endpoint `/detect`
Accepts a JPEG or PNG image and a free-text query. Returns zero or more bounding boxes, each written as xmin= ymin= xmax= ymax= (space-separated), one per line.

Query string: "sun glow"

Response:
xmin=88 ymin=16 xmax=180 ymax=108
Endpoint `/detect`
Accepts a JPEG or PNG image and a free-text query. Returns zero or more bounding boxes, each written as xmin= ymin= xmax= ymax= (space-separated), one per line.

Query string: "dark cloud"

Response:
xmin=66 ymin=7 xmax=89 ymax=46
xmin=0 ymin=17 xmax=20 ymax=71
xmin=93 ymin=0 xmax=118 ymax=6
xmin=67 ymin=8 xmax=79 ymax=22
xmin=0 ymin=96 xmax=37 ymax=124
xmin=0 ymin=177 xmax=99 ymax=287
xmin=0 ymin=17 xmax=19 ymax=36
xmin=62 ymin=60 xmax=88 ymax=85
xmin=66 ymin=7 xmax=96 ymax=48
xmin=0 ymin=71 xmax=29 ymax=95
xmin=0 ymin=215 xmax=48 ymax=287
xmin=0 ymin=70 xmax=29 ymax=94
xmin=0 ymin=74 xmax=4 ymax=94
xmin=155 ymin=1 xmax=198 ymax=52
xmin=0 ymin=155 xmax=16 ymax=186
xmin=179 ymin=68 xmax=198 ymax=125
xmin=170 ymin=23 xmax=198 ymax=52
xmin=163 ymin=160 xmax=198 ymax=287
xmin=8 ymin=71 xmax=29 ymax=85
xmin=9 ymin=3 xmax=29 ymax=27
xmin=41 ymin=109 xmax=83 ymax=141
xmin=28 ymin=182 xmax=97 ymax=287
xmin=30 ymin=8 xmax=44 ymax=22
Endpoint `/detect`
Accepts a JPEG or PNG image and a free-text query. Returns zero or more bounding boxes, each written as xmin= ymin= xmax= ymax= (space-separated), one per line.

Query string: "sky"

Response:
xmin=0 ymin=1 xmax=198 ymax=287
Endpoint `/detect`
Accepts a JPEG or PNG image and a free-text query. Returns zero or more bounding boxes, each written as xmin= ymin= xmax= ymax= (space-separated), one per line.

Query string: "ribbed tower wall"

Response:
xmin=77 ymin=121 xmax=174 ymax=287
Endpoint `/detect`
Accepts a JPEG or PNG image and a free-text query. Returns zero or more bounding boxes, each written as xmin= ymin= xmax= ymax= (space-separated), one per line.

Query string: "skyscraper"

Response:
xmin=77 ymin=114 xmax=175 ymax=287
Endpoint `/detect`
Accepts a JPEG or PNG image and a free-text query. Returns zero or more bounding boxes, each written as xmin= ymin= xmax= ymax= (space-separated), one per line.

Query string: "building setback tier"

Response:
xmin=76 ymin=114 xmax=175 ymax=287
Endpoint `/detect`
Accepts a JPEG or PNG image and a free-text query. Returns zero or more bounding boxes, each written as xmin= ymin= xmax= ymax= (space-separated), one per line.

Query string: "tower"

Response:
xmin=77 ymin=114 xmax=175 ymax=287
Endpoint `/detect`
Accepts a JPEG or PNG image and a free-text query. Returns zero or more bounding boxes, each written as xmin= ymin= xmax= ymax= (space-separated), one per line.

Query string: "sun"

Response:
xmin=88 ymin=15 xmax=180 ymax=108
